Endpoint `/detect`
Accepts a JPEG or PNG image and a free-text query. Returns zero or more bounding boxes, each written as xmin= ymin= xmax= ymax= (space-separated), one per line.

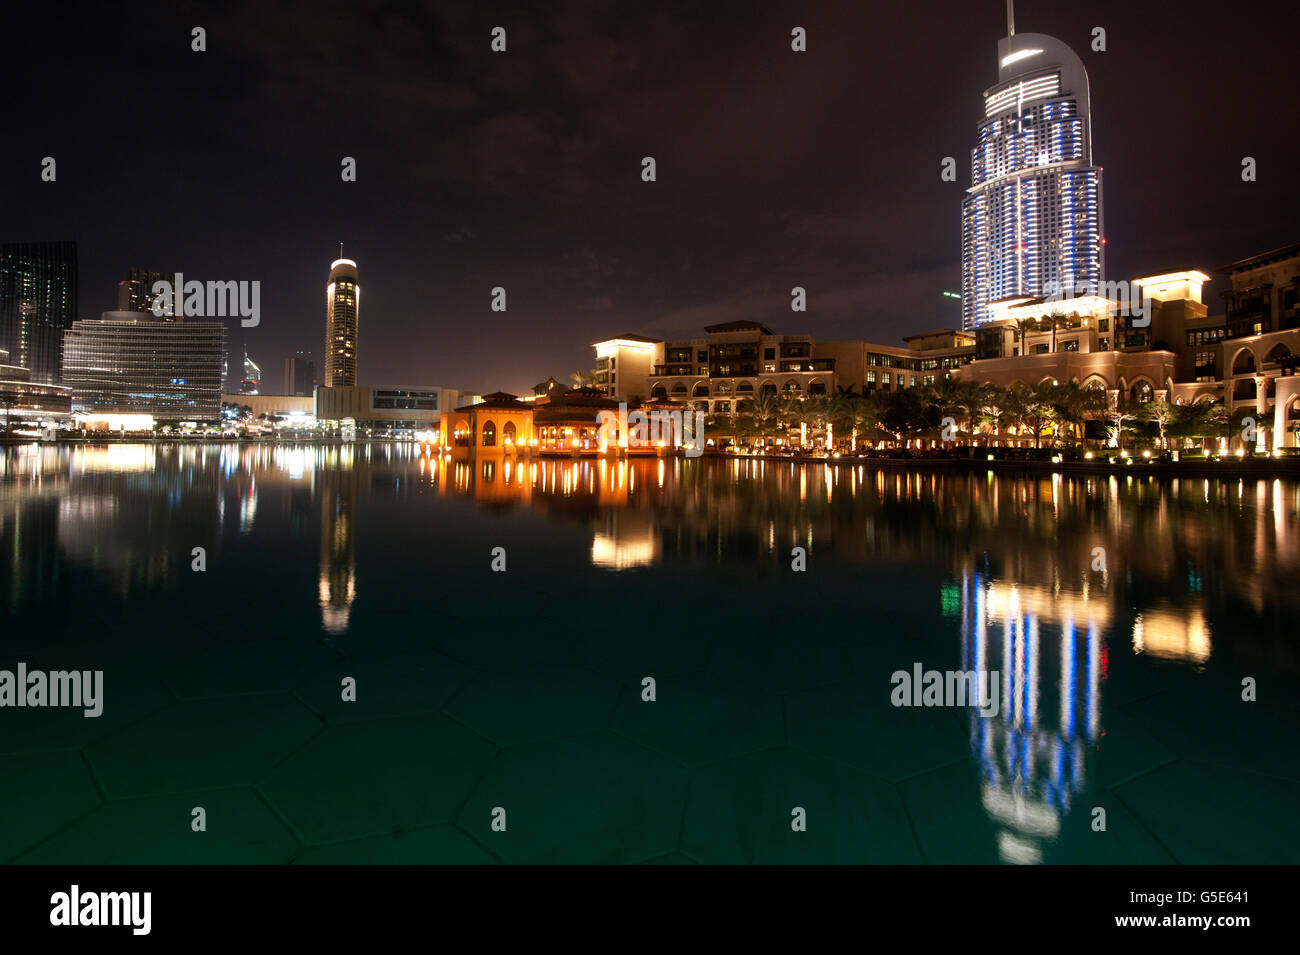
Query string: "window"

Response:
xmin=764 ymin=348 xmax=775 ymax=360
xmin=697 ymin=351 xmax=707 ymax=363
xmin=1099 ymin=338 xmax=1110 ymax=351
xmin=481 ymin=420 xmax=497 ymax=446
xmin=1061 ymin=339 xmax=1078 ymax=352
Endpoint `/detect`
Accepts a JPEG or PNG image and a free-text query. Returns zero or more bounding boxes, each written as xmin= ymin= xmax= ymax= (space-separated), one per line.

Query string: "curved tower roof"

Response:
xmin=325 ymin=256 xmax=360 ymax=387
xmin=960 ymin=15 xmax=1104 ymax=330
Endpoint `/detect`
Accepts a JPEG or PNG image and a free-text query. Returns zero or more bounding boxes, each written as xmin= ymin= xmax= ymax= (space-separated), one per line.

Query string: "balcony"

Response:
xmin=652 ymin=364 xmax=694 ymax=377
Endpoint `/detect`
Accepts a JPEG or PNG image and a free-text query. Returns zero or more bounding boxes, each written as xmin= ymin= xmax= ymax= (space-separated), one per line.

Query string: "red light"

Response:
xmin=1101 ymin=238 xmax=1108 ymax=245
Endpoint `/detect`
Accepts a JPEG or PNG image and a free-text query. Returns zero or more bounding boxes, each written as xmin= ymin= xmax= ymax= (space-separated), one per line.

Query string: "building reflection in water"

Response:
xmin=957 ymin=570 xmax=1111 ymax=864
xmin=318 ymin=444 xmax=357 ymax=634
xmin=1132 ymin=602 xmax=1212 ymax=663
xmin=3 ymin=443 xmax=1296 ymax=856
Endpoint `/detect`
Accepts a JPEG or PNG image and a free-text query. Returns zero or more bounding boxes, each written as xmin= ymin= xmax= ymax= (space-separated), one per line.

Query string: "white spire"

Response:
xmin=1007 ymin=0 xmax=1015 ymax=36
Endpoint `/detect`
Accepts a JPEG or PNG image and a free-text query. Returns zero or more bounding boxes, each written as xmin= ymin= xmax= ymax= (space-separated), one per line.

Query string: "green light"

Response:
xmin=942 ymin=291 xmax=960 ymax=299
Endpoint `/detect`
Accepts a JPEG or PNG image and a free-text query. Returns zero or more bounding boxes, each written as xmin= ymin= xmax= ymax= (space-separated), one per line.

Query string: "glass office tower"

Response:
xmin=0 ymin=241 xmax=78 ymax=383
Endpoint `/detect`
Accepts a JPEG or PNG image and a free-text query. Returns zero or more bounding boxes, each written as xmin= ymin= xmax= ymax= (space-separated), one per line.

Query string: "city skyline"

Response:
xmin=4 ymin=1 xmax=1297 ymax=397
xmin=2 ymin=0 xmax=1298 ymax=889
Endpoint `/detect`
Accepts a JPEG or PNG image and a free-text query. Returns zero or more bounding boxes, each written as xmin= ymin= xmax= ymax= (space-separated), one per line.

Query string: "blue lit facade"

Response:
xmin=962 ymin=32 xmax=1104 ymax=330
xmin=957 ymin=569 xmax=1104 ymax=864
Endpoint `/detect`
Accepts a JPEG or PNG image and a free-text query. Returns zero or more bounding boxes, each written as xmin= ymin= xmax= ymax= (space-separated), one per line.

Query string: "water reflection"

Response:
xmin=319 ymin=445 xmax=358 ymax=634
xmin=958 ymin=570 xmax=1103 ymax=864
xmin=3 ymin=443 xmax=1297 ymax=863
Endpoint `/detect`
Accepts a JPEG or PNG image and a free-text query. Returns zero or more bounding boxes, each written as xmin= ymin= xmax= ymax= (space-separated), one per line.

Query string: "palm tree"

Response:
xmin=921 ymin=376 xmax=972 ymax=443
xmin=969 ymin=383 xmax=1003 ymax=445
xmin=570 ymin=369 xmax=598 ymax=388
xmin=747 ymin=390 xmax=781 ymax=447
xmin=1044 ymin=381 xmax=1104 ymax=446
xmin=1023 ymin=382 xmax=1060 ymax=448
xmin=841 ymin=389 xmax=880 ymax=452
xmin=999 ymin=384 xmax=1030 ymax=445
xmin=803 ymin=394 xmax=831 ymax=448
xmin=1045 ymin=310 xmax=1068 ymax=355
xmin=776 ymin=392 xmax=803 ymax=445
xmin=1012 ymin=316 xmax=1039 ymax=357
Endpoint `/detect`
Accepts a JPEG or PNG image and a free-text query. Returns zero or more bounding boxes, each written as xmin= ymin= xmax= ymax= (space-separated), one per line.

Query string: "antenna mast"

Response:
xmin=1007 ymin=0 xmax=1015 ymax=36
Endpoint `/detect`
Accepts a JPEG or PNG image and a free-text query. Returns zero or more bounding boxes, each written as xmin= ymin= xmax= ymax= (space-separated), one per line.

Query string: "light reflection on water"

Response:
xmin=3 ymin=442 xmax=1298 ymax=863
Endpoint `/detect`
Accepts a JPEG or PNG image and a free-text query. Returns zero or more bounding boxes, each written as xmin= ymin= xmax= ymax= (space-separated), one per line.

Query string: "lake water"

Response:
xmin=2 ymin=442 xmax=1297 ymax=864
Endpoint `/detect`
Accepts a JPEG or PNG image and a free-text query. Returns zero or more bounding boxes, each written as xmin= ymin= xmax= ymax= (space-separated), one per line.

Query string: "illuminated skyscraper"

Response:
xmin=0 ymin=241 xmax=78 ymax=384
xmin=961 ymin=5 xmax=1104 ymax=329
xmin=117 ymin=268 xmax=173 ymax=318
xmin=62 ymin=311 xmax=227 ymax=420
xmin=325 ymin=255 xmax=359 ymax=387
xmin=240 ymin=348 xmax=261 ymax=395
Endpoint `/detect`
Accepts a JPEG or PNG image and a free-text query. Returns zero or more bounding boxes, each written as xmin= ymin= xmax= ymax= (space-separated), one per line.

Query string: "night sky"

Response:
xmin=6 ymin=1 xmax=1298 ymax=395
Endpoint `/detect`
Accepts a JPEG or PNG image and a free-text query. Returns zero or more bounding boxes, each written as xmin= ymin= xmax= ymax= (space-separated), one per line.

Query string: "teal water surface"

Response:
xmin=1 ymin=442 xmax=1297 ymax=864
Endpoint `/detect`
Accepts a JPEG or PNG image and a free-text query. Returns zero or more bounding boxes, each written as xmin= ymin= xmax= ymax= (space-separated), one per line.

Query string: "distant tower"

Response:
xmin=239 ymin=348 xmax=261 ymax=395
xmin=325 ymin=253 xmax=359 ymax=387
xmin=117 ymin=268 xmax=173 ymax=318
xmin=960 ymin=2 xmax=1104 ymax=329
xmin=0 ymin=241 xmax=78 ymax=384
xmin=284 ymin=350 xmax=316 ymax=396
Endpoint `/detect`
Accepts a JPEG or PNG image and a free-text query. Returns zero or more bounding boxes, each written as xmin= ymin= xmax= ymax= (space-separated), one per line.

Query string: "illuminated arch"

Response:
xmin=1230 ymin=347 xmax=1256 ymax=376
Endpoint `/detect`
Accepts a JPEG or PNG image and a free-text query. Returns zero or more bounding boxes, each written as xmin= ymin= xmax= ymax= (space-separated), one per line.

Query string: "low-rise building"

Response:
xmin=596 ymin=322 xmax=977 ymax=416
xmin=0 ymin=347 xmax=72 ymax=425
xmin=439 ymin=391 xmax=534 ymax=450
xmin=1213 ymin=243 xmax=1300 ymax=447
xmin=314 ymin=384 xmax=472 ymax=434
xmin=952 ymin=273 xmax=1206 ymax=404
xmin=951 ymin=252 xmax=1300 ymax=448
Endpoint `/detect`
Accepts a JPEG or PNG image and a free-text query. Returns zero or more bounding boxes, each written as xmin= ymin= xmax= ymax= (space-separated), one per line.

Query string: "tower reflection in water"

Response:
xmin=959 ymin=569 xmax=1108 ymax=864
xmin=961 ymin=563 xmax=1123 ymax=867
xmin=318 ymin=444 xmax=357 ymax=634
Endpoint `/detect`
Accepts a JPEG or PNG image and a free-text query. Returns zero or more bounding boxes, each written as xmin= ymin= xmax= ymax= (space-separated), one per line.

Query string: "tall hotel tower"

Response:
xmin=325 ymin=255 xmax=359 ymax=386
xmin=961 ymin=5 xmax=1103 ymax=330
